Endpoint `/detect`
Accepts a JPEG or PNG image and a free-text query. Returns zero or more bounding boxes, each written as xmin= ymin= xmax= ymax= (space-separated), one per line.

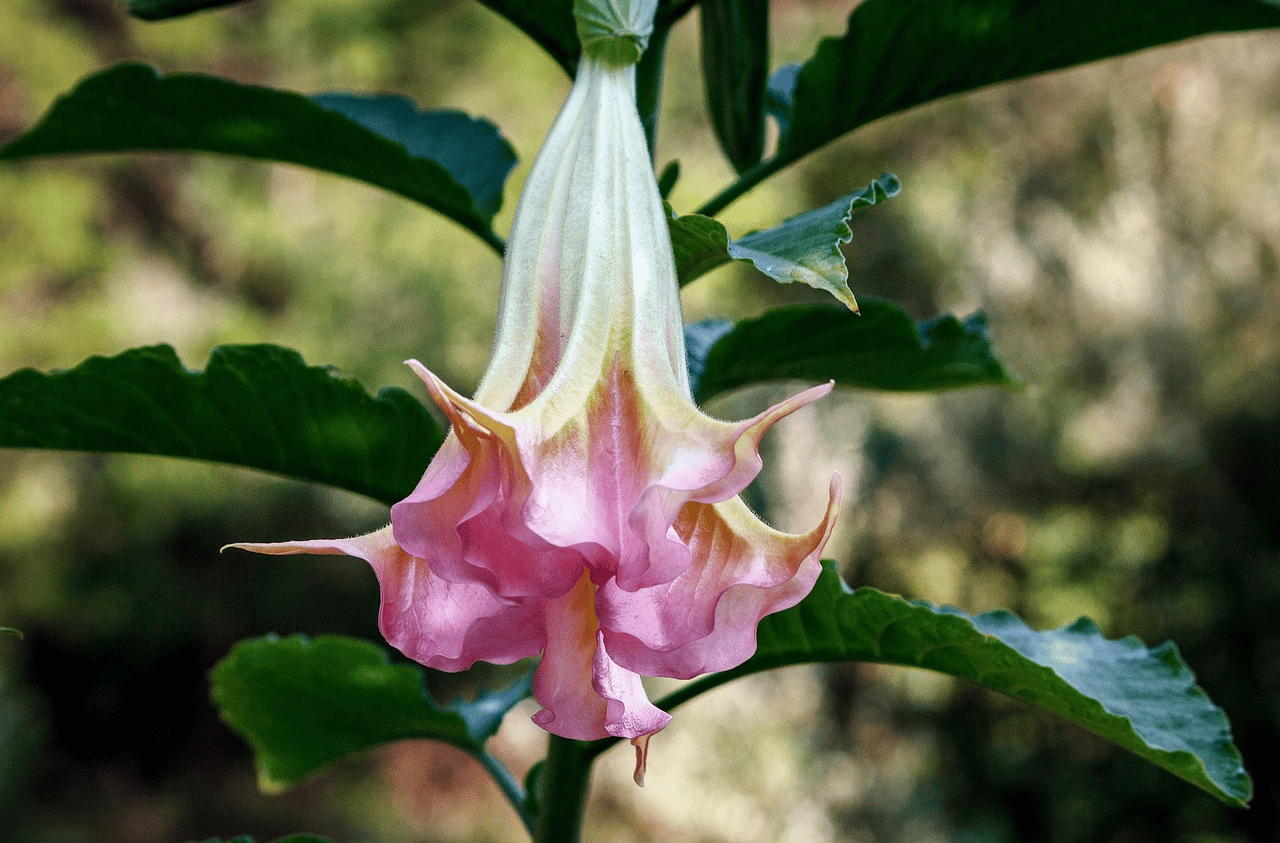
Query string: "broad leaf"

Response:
xmin=127 ymin=0 xmax=247 ymax=19
xmin=775 ymin=0 xmax=1280 ymax=166
xmin=210 ymin=634 xmax=532 ymax=789
xmin=0 ymin=64 xmax=516 ymax=251
xmin=700 ymin=0 xmax=769 ymax=172
xmin=690 ymin=299 xmax=1016 ymax=403
xmin=663 ymin=563 xmax=1252 ymax=807
xmin=0 ymin=344 xmax=440 ymax=506
xmin=670 ymin=173 xmax=899 ymax=304
xmin=475 ymin=0 xmax=580 ymax=76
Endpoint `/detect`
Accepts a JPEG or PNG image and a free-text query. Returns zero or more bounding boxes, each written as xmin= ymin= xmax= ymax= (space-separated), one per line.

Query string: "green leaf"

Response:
xmin=667 ymin=563 xmax=1252 ymax=807
xmin=700 ymin=0 xmax=769 ymax=172
xmin=690 ymin=299 xmax=1016 ymax=403
xmin=670 ymin=174 xmax=899 ymax=305
xmin=126 ymin=0 xmax=248 ymax=19
xmin=0 ymin=64 xmax=516 ymax=252
xmin=0 ymin=344 xmax=440 ymax=506
xmin=776 ymin=0 xmax=1280 ymax=165
xmin=475 ymin=0 xmax=580 ymax=76
xmin=210 ymin=634 xmax=531 ymax=790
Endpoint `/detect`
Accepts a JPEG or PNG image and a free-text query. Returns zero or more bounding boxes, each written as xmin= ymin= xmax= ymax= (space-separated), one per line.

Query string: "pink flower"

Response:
xmin=229 ymin=49 xmax=840 ymax=779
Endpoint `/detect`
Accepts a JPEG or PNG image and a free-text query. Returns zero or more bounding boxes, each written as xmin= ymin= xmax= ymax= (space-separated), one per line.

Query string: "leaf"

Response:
xmin=475 ymin=0 xmax=580 ymax=76
xmin=0 ymin=628 xmax=22 ymax=639
xmin=690 ymin=299 xmax=1016 ymax=404
xmin=775 ymin=0 xmax=1280 ymax=165
xmin=700 ymin=0 xmax=769 ymax=172
xmin=126 ymin=0 xmax=248 ymax=19
xmin=0 ymin=64 xmax=516 ymax=251
xmin=668 ymin=563 xmax=1252 ymax=807
xmin=670 ymin=174 xmax=899 ymax=305
xmin=0 ymin=344 xmax=440 ymax=506
xmin=210 ymin=634 xmax=531 ymax=790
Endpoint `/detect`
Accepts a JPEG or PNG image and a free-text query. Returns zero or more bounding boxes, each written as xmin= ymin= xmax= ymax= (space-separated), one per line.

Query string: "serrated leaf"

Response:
xmin=210 ymin=635 xmax=531 ymax=790
xmin=0 ymin=64 xmax=516 ymax=251
xmin=690 ymin=299 xmax=1016 ymax=403
xmin=700 ymin=0 xmax=769 ymax=172
xmin=0 ymin=344 xmax=440 ymax=506
xmin=670 ymin=174 xmax=899 ymax=304
xmin=669 ymin=563 xmax=1251 ymax=807
xmin=126 ymin=0 xmax=247 ymax=19
xmin=774 ymin=0 xmax=1280 ymax=166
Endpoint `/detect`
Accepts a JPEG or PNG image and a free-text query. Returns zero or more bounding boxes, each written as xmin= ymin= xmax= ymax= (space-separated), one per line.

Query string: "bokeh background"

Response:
xmin=2 ymin=1 xmax=1280 ymax=841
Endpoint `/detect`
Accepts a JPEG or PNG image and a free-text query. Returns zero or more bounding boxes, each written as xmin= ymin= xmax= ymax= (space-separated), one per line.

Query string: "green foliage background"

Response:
xmin=1 ymin=1 xmax=1279 ymax=842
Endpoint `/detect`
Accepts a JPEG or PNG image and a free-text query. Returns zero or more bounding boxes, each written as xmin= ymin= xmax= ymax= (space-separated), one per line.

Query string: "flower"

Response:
xmin=228 ymin=34 xmax=840 ymax=783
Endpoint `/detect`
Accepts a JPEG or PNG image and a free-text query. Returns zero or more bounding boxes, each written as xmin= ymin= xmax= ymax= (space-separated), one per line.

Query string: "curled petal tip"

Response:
xmin=631 ymin=733 xmax=653 ymax=786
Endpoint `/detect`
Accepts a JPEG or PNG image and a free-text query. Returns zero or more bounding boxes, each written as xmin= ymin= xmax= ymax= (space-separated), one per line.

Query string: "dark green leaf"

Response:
xmin=666 ymin=563 xmax=1252 ymax=807
xmin=670 ymin=173 xmax=899 ymax=303
xmin=475 ymin=0 xmax=580 ymax=76
xmin=691 ymin=299 xmax=1016 ymax=403
xmin=657 ymin=159 xmax=681 ymax=199
xmin=210 ymin=634 xmax=530 ymax=790
xmin=0 ymin=344 xmax=440 ymax=506
xmin=776 ymin=0 xmax=1280 ymax=165
xmin=0 ymin=64 xmax=516 ymax=251
xmin=700 ymin=0 xmax=769 ymax=172
xmin=127 ymin=0 xmax=247 ymax=19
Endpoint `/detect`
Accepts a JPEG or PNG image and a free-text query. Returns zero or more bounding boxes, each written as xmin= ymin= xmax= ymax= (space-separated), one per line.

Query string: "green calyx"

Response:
xmin=573 ymin=0 xmax=658 ymax=66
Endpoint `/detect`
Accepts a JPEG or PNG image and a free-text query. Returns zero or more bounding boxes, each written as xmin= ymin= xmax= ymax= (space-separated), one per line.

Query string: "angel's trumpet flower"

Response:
xmin=229 ymin=0 xmax=840 ymax=783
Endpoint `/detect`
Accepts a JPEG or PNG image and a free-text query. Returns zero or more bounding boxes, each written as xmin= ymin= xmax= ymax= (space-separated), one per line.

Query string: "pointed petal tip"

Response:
xmin=631 ymin=733 xmax=653 ymax=786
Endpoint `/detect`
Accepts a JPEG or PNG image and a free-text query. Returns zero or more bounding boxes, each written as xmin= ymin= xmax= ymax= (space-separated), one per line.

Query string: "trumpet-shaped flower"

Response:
xmin=229 ymin=37 xmax=840 ymax=779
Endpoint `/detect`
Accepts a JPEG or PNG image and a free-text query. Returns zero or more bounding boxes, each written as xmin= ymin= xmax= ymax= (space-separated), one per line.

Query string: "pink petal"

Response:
xmin=226 ymin=527 xmax=544 ymax=670
xmin=598 ymin=473 xmax=841 ymax=679
xmin=531 ymin=572 xmax=671 ymax=741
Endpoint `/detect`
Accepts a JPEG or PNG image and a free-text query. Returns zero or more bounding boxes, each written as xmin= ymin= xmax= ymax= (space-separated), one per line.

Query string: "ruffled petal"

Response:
xmin=531 ymin=572 xmax=671 ymax=741
xmin=598 ymin=474 xmax=841 ymax=679
xmin=226 ymin=527 xmax=545 ymax=671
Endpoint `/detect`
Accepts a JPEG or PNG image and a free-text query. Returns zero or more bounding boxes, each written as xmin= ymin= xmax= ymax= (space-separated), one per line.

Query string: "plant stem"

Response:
xmin=472 ymin=748 xmax=535 ymax=837
xmin=534 ymin=736 xmax=594 ymax=843
xmin=694 ymin=153 xmax=786 ymax=217
xmin=636 ymin=21 xmax=671 ymax=160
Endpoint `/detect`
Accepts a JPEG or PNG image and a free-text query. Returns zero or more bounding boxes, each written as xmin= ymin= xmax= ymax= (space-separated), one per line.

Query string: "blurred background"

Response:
xmin=2 ymin=1 xmax=1280 ymax=841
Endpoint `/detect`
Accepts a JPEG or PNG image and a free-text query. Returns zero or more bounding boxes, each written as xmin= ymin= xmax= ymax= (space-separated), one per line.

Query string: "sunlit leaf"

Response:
xmin=666 ymin=563 xmax=1252 ymax=807
xmin=0 ymin=344 xmax=440 ymax=506
xmin=700 ymin=0 xmax=769 ymax=172
xmin=670 ymin=174 xmax=898 ymax=304
xmin=774 ymin=0 xmax=1280 ymax=166
xmin=210 ymin=634 xmax=532 ymax=790
xmin=0 ymin=64 xmax=516 ymax=251
xmin=690 ymin=299 xmax=1016 ymax=403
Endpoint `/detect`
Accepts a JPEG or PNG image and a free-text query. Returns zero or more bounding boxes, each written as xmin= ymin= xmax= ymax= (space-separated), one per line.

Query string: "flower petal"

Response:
xmin=598 ymin=473 xmax=841 ymax=679
xmin=226 ymin=527 xmax=544 ymax=670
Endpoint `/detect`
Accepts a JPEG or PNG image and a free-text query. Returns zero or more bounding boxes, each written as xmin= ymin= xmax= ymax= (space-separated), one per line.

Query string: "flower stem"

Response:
xmin=471 ymin=748 xmax=536 ymax=837
xmin=534 ymin=736 xmax=594 ymax=843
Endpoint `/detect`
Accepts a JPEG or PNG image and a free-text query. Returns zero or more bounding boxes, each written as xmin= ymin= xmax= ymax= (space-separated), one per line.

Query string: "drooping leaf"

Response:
xmin=126 ymin=0 xmax=247 ymax=19
xmin=690 ymin=299 xmax=1016 ymax=403
xmin=774 ymin=0 xmax=1280 ymax=166
xmin=670 ymin=173 xmax=899 ymax=305
xmin=210 ymin=634 xmax=532 ymax=790
xmin=700 ymin=0 xmax=769 ymax=172
xmin=663 ymin=563 xmax=1252 ymax=807
xmin=0 ymin=64 xmax=516 ymax=252
xmin=0 ymin=344 xmax=440 ymax=506
xmin=474 ymin=0 xmax=580 ymax=76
